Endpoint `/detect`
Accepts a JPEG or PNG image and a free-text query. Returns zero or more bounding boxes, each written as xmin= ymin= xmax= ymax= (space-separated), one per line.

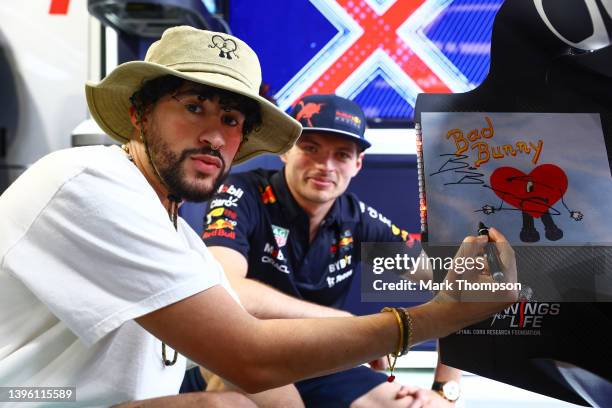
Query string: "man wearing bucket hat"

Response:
xmin=195 ymin=94 xmax=461 ymax=407
xmin=0 ymin=25 xmax=517 ymax=407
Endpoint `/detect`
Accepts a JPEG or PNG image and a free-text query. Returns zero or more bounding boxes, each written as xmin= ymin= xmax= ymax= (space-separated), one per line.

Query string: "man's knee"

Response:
xmin=202 ymin=367 xmax=304 ymax=408
xmin=248 ymin=384 xmax=305 ymax=408
xmin=198 ymin=391 xmax=257 ymax=408
xmin=113 ymin=390 xmax=256 ymax=408
xmin=349 ymin=382 xmax=411 ymax=408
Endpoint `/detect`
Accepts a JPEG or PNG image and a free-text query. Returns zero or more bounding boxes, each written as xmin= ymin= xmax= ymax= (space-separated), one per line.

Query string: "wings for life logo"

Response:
xmin=491 ymin=302 xmax=561 ymax=329
xmin=457 ymin=302 xmax=561 ymax=336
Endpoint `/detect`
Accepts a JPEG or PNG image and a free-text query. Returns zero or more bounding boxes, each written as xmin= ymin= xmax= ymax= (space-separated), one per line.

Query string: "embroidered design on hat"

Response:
xmin=335 ymin=110 xmax=361 ymax=130
xmin=209 ymin=35 xmax=239 ymax=60
xmin=295 ymin=101 xmax=325 ymax=127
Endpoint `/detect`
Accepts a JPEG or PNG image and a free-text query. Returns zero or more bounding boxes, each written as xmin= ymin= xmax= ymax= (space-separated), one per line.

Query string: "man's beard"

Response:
xmin=148 ymin=131 xmax=230 ymax=202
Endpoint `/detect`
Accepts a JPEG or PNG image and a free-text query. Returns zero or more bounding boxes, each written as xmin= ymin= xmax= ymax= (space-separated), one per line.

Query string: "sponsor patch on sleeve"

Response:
xmin=259 ymin=185 xmax=277 ymax=204
xmin=203 ymin=210 xmax=238 ymax=240
xmin=217 ymin=184 xmax=244 ymax=198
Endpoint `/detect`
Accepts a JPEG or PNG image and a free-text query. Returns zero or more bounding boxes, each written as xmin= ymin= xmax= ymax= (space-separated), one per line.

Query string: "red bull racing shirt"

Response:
xmin=202 ymin=168 xmax=417 ymax=308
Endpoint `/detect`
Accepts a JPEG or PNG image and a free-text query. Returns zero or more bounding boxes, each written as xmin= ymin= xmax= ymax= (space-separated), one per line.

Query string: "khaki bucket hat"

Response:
xmin=85 ymin=25 xmax=302 ymax=164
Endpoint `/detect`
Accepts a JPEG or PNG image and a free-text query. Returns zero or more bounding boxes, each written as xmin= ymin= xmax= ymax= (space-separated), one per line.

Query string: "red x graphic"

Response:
xmin=303 ymin=0 xmax=451 ymax=98
xmin=49 ymin=0 xmax=70 ymax=14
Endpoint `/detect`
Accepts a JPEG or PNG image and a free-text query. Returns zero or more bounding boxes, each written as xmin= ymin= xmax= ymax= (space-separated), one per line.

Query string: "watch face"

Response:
xmin=442 ymin=381 xmax=461 ymax=401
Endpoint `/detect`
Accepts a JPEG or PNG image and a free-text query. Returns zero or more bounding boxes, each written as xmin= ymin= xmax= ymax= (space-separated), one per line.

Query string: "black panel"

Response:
xmin=414 ymin=0 xmax=612 ymax=404
xmin=542 ymin=0 xmax=593 ymax=43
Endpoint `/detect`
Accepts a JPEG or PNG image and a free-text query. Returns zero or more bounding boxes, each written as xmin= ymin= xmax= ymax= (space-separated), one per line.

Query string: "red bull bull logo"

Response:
xmin=295 ymin=102 xmax=325 ymax=127
xmin=203 ymin=218 xmax=236 ymax=239
xmin=339 ymin=236 xmax=353 ymax=248
xmin=205 ymin=219 xmax=236 ymax=231
xmin=206 ymin=207 xmax=238 ymax=224
xmin=334 ymin=230 xmax=353 ymax=253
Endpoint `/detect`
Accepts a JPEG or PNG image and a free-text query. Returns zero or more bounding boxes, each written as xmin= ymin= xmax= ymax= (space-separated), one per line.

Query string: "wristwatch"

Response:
xmin=432 ymin=380 xmax=461 ymax=402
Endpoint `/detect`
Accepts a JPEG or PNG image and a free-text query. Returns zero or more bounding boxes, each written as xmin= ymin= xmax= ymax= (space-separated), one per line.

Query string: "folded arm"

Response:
xmin=210 ymin=246 xmax=351 ymax=319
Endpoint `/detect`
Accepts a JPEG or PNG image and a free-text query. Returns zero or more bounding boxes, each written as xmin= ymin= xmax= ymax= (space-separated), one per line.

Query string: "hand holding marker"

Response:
xmin=478 ymin=222 xmax=534 ymax=301
xmin=477 ymin=222 xmax=505 ymax=283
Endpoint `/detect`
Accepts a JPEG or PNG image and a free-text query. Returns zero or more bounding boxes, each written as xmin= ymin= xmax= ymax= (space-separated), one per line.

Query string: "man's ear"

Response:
xmin=128 ymin=106 xmax=147 ymax=130
xmin=280 ymin=151 xmax=289 ymax=164
xmin=352 ymin=151 xmax=365 ymax=177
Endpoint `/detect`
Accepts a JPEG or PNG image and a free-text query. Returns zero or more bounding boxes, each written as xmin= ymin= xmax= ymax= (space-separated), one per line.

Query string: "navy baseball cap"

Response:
xmin=290 ymin=94 xmax=371 ymax=151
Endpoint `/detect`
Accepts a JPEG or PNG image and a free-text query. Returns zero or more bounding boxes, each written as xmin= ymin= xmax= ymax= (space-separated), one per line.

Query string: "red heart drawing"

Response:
xmin=490 ymin=164 xmax=568 ymax=218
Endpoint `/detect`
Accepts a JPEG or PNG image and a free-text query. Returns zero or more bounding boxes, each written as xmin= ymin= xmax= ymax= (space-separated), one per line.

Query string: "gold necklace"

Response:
xmin=120 ymin=143 xmax=179 ymax=367
xmin=121 ymin=144 xmax=134 ymax=162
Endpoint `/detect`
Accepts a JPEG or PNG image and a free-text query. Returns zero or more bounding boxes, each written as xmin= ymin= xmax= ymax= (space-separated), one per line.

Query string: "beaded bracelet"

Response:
xmin=397 ymin=307 xmax=413 ymax=356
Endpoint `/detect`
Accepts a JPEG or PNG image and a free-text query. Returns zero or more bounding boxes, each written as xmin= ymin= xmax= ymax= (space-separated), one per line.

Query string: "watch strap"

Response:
xmin=432 ymin=380 xmax=460 ymax=402
xmin=431 ymin=381 xmax=445 ymax=392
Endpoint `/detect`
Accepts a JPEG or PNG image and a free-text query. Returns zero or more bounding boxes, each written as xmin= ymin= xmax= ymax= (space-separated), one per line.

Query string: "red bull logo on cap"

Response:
xmin=335 ymin=110 xmax=361 ymax=129
xmin=295 ymin=101 xmax=325 ymax=127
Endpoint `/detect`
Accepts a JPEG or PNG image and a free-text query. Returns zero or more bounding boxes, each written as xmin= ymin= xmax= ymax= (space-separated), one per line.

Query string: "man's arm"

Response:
xmin=210 ymin=246 xmax=351 ymax=319
xmin=136 ymin=283 xmax=508 ymax=394
xmin=137 ymin=285 xmax=400 ymax=393
xmin=433 ymin=340 xmax=462 ymax=385
xmin=433 ymin=348 xmax=462 ymax=405
xmin=137 ymin=230 xmax=517 ymax=394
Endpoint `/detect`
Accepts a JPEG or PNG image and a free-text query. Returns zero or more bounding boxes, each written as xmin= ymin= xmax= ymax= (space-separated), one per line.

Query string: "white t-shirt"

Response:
xmin=0 ymin=145 xmax=238 ymax=407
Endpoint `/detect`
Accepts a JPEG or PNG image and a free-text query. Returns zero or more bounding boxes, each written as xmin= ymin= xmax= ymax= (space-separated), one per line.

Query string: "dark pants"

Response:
xmin=180 ymin=365 xmax=387 ymax=407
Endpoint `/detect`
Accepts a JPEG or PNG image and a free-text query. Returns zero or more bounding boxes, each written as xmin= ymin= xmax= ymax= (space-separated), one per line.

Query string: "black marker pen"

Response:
xmin=477 ymin=222 xmax=504 ymax=283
